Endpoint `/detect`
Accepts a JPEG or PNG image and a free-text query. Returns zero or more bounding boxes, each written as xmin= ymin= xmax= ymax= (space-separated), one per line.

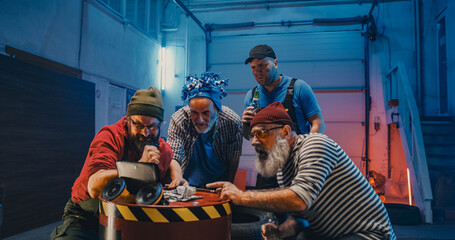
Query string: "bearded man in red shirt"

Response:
xmin=51 ymin=86 xmax=186 ymax=240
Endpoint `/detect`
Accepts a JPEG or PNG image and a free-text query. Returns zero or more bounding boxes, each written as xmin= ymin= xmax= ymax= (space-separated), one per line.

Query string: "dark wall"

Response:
xmin=0 ymin=54 xmax=95 ymax=237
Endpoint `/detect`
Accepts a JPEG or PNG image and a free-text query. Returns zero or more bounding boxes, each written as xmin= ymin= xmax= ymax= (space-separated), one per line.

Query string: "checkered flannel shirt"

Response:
xmin=167 ymin=105 xmax=243 ymax=173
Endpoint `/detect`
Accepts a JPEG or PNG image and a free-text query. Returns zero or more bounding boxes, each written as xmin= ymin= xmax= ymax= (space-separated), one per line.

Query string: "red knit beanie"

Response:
xmin=251 ymin=101 xmax=295 ymax=130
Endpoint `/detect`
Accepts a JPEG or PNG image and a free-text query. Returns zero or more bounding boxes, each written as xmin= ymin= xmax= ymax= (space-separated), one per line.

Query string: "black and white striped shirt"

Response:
xmin=167 ymin=105 xmax=243 ymax=174
xmin=278 ymin=133 xmax=396 ymax=240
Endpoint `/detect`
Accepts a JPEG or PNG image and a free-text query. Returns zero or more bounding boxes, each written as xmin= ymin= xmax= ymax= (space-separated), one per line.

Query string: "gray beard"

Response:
xmin=194 ymin=113 xmax=218 ymax=134
xmin=255 ymin=135 xmax=291 ymax=178
xmin=203 ymin=113 xmax=218 ymax=134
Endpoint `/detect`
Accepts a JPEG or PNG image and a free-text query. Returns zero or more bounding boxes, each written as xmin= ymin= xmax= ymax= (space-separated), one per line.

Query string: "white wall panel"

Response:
xmin=0 ymin=0 xmax=81 ymax=67
xmin=187 ymin=21 xmax=206 ymax=75
xmin=211 ymin=64 xmax=255 ymax=90
xmin=81 ymin=3 xmax=160 ymax=89
xmin=316 ymin=92 xmax=365 ymax=122
xmin=161 ymin=45 xmax=187 ymax=136
xmin=221 ymin=92 xmax=248 ymax=120
xmin=0 ymin=0 xmax=163 ymax=131
xmin=325 ymin=122 xmax=365 ymax=160
xmin=279 ymin=60 xmax=365 ymax=89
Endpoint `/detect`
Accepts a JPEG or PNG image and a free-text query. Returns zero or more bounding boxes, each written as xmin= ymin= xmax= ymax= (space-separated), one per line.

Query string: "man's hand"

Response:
xmin=261 ymin=222 xmax=281 ymax=240
xmin=206 ymin=181 xmax=243 ymax=204
xmin=139 ymin=145 xmax=160 ymax=164
xmin=168 ymin=160 xmax=187 ymax=189
xmin=263 ymin=216 xmax=302 ymax=239
xmin=167 ymin=177 xmax=188 ymax=189
xmin=242 ymin=106 xmax=257 ymax=124
xmin=242 ymin=106 xmax=259 ymax=139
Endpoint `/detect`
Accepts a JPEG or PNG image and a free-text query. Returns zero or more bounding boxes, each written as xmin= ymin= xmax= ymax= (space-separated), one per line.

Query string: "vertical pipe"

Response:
xmin=78 ymin=0 xmax=85 ymax=69
xmin=387 ymin=124 xmax=391 ymax=178
xmin=121 ymin=0 xmax=126 ymax=18
xmin=363 ymin=3 xmax=376 ymax=177
xmin=205 ymin=32 xmax=210 ymax=71
xmin=414 ymin=0 xmax=423 ymax=114
xmin=364 ymin=31 xmax=371 ymax=177
xmin=145 ymin=0 xmax=150 ymax=32
xmin=185 ymin=17 xmax=189 ymax=79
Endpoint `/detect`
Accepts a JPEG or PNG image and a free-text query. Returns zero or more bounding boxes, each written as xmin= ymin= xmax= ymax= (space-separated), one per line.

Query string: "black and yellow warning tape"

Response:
xmin=100 ymin=201 xmax=231 ymax=223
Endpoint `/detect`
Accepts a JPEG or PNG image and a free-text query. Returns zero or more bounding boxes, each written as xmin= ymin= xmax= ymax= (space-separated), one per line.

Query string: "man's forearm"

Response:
xmin=309 ymin=123 xmax=321 ymax=133
xmin=308 ymin=113 xmax=325 ymax=133
xmin=87 ymin=169 xmax=118 ymax=199
xmin=170 ymin=159 xmax=183 ymax=180
xmin=239 ymin=188 xmax=306 ymax=212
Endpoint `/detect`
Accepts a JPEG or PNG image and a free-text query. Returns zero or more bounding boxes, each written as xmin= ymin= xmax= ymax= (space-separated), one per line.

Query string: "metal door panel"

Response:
xmin=209 ymin=31 xmax=363 ymax=65
xmin=211 ymin=64 xmax=255 ymax=90
xmin=108 ymin=84 xmax=126 ymax=125
xmin=278 ymin=61 xmax=365 ymax=89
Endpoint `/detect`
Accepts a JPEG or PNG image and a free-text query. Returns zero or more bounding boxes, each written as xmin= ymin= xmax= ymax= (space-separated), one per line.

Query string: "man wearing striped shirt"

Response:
xmin=208 ymin=102 xmax=395 ymax=240
xmin=167 ymin=73 xmax=243 ymax=188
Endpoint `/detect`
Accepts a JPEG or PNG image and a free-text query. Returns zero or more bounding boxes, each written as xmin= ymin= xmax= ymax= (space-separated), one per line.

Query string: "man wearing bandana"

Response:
xmin=167 ymin=73 xmax=243 ymax=188
xmin=51 ymin=86 xmax=186 ymax=240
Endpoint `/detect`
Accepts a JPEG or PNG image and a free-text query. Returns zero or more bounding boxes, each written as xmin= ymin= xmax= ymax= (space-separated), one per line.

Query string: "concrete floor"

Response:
xmin=3 ymin=220 xmax=455 ymax=240
xmin=3 ymin=221 xmax=61 ymax=240
xmin=393 ymin=221 xmax=455 ymax=240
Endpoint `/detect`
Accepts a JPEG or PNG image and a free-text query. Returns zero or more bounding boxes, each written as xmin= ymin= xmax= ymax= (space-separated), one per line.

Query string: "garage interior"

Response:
xmin=0 ymin=0 xmax=454 ymax=239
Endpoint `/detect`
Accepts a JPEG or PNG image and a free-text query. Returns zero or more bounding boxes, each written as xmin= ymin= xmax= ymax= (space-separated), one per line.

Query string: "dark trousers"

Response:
xmin=292 ymin=229 xmax=369 ymax=240
xmin=50 ymin=198 xmax=99 ymax=240
xmin=256 ymin=174 xmax=288 ymax=224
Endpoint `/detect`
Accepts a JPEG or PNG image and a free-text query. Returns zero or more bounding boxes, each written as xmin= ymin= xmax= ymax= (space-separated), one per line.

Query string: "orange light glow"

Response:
xmin=407 ymin=168 xmax=412 ymax=206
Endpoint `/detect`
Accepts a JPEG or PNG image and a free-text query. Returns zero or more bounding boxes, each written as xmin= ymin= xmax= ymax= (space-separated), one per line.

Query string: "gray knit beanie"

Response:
xmin=126 ymin=86 xmax=164 ymax=121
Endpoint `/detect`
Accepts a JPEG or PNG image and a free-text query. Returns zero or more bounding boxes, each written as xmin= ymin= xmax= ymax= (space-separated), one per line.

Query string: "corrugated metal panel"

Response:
xmin=210 ymin=30 xmax=366 ymax=186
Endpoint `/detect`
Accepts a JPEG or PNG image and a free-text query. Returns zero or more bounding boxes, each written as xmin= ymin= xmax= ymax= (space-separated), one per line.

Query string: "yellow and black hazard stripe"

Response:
xmin=100 ymin=201 xmax=231 ymax=223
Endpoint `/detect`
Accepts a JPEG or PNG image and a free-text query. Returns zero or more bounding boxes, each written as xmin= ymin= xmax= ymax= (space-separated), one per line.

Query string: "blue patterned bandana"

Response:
xmin=181 ymin=72 xmax=228 ymax=111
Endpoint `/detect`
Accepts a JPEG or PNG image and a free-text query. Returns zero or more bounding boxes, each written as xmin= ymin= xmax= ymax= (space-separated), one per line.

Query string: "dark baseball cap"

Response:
xmin=244 ymin=44 xmax=276 ymax=64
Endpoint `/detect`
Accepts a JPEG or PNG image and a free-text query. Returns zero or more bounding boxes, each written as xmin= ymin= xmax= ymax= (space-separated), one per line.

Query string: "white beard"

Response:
xmin=194 ymin=112 xmax=218 ymax=134
xmin=255 ymin=134 xmax=291 ymax=177
xmin=203 ymin=113 xmax=218 ymax=134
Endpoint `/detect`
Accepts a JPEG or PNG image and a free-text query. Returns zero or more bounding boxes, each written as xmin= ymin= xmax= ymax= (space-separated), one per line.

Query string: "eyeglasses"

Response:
xmin=130 ymin=118 xmax=160 ymax=132
xmin=249 ymin=126 xmax=283 ymax=140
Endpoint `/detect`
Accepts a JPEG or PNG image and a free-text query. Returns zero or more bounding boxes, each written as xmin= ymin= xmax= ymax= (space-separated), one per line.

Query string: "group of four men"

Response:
xmin=51 ymin=45 xmax=395 ymax=240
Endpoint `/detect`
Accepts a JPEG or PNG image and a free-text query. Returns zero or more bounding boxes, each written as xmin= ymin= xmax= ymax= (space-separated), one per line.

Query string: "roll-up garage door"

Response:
xmin=209 ymin=31 xmax=365 ymax=185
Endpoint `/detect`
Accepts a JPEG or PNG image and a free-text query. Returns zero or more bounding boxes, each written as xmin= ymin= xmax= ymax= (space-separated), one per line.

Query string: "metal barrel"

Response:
xmin=99 ymin=190 xmax=231 ymax=240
